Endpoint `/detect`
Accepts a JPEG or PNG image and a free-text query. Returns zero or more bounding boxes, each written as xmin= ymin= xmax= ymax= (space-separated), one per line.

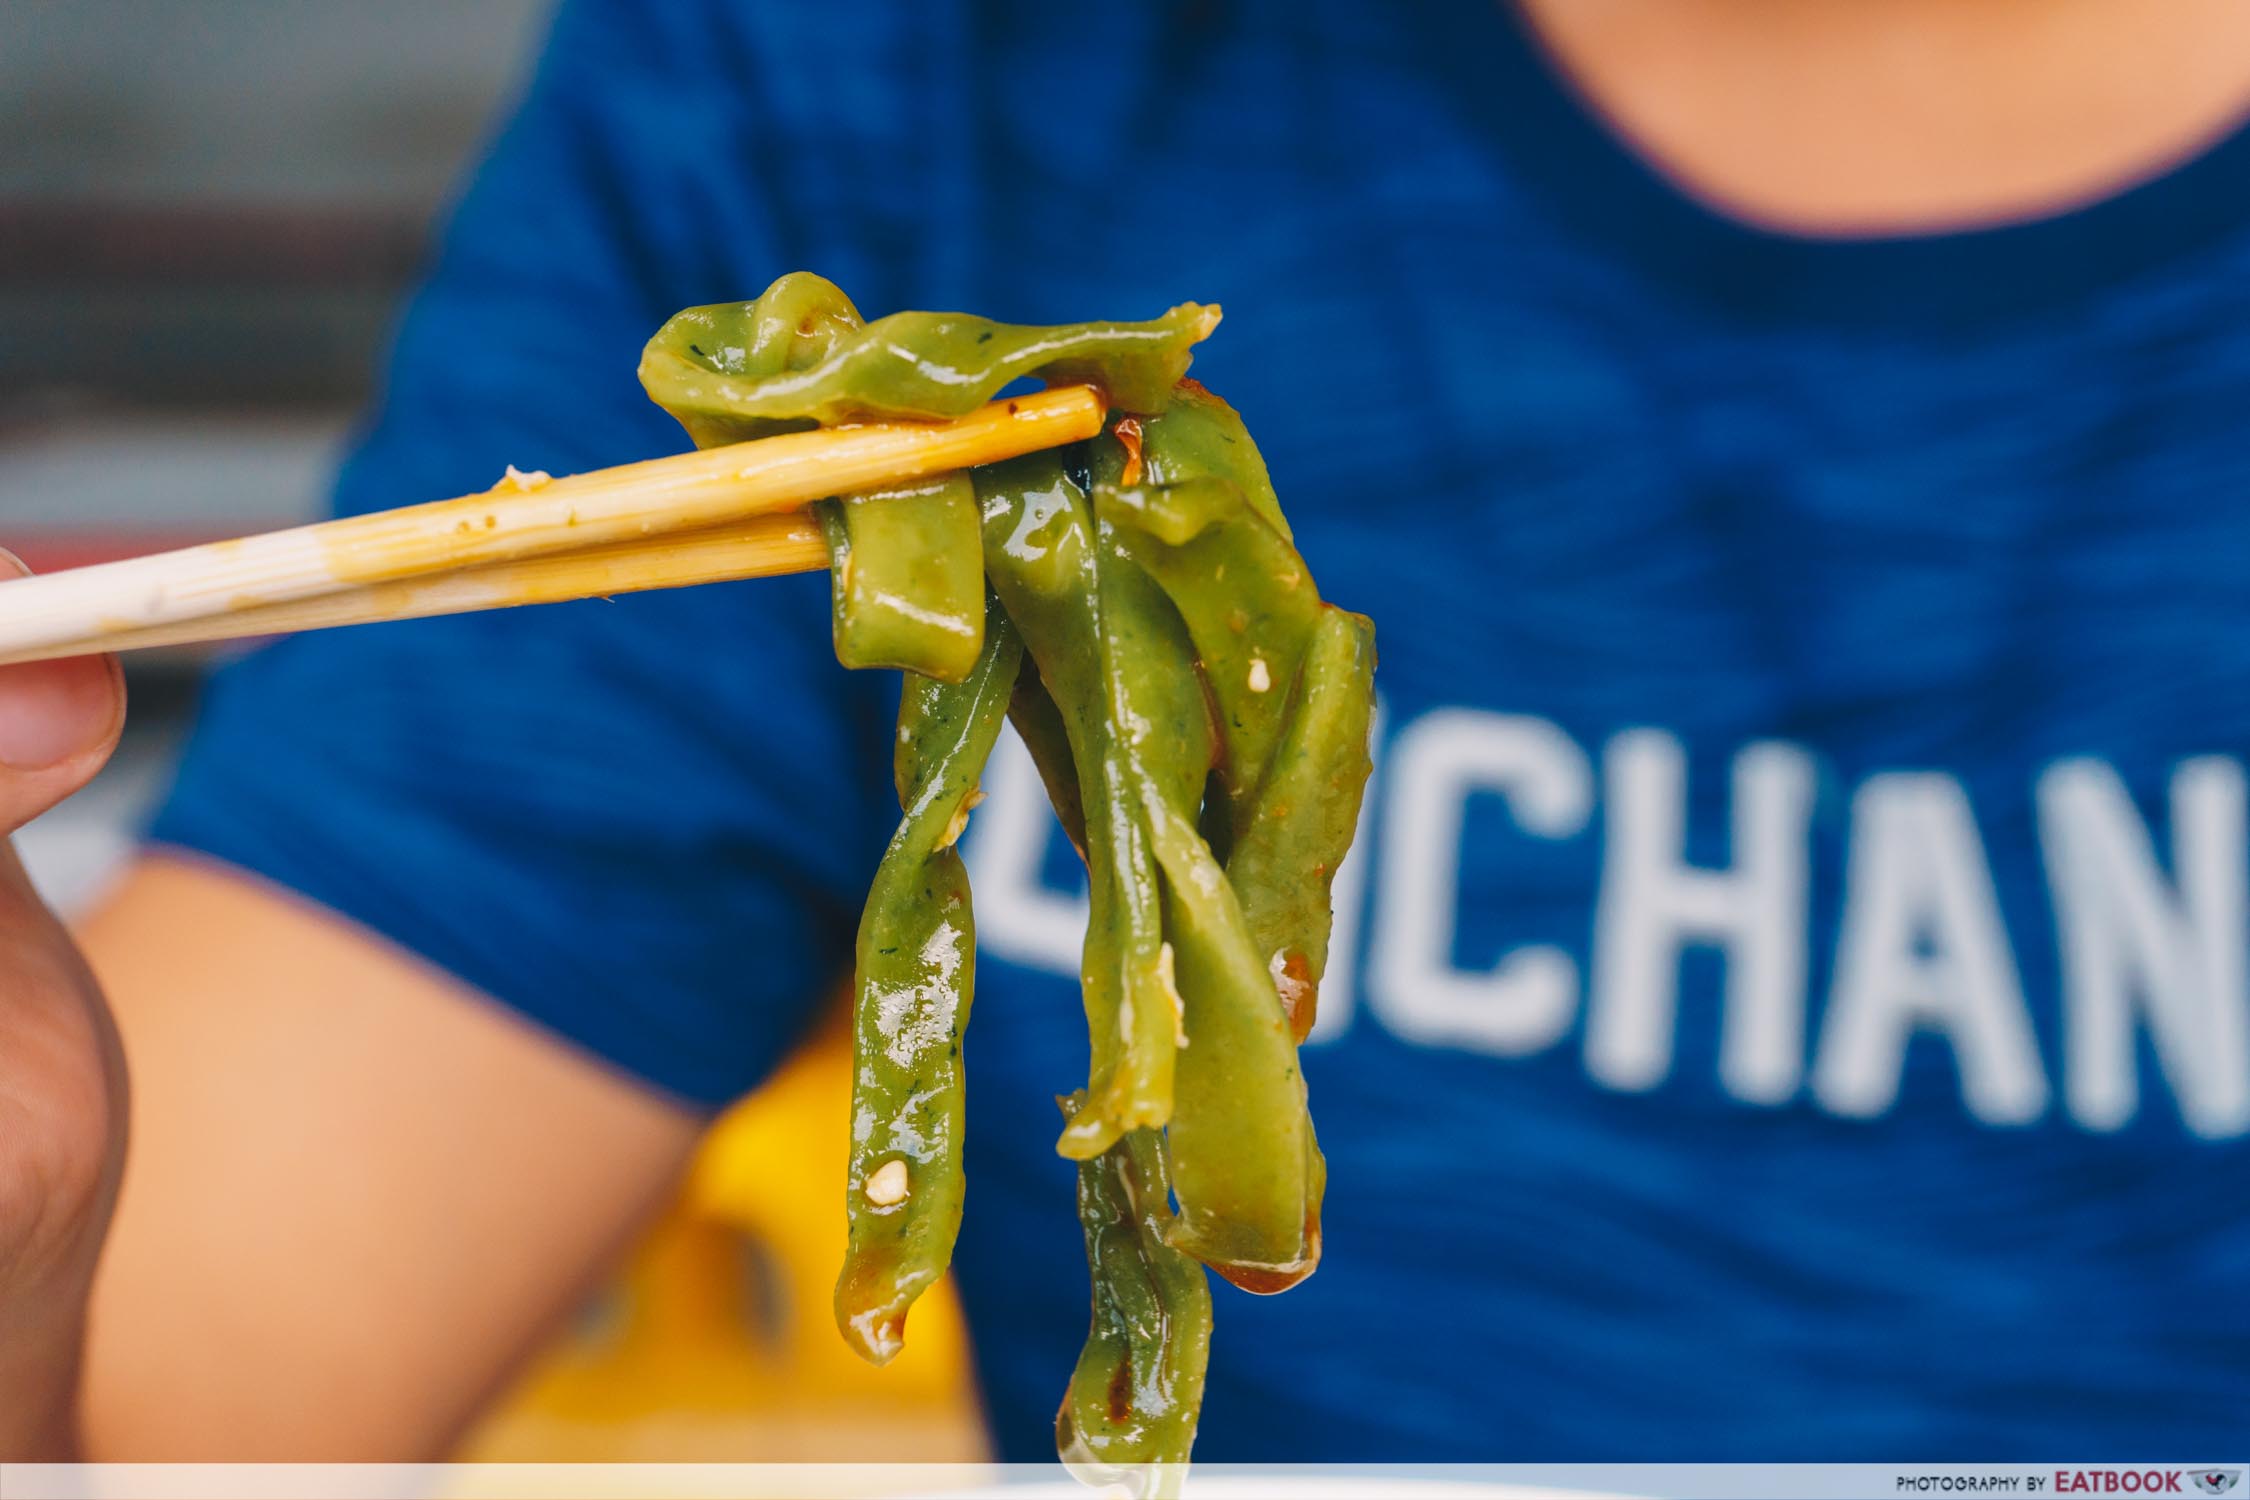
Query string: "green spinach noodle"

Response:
xmin=640 ymin=272 xmax=1377 ymax=1492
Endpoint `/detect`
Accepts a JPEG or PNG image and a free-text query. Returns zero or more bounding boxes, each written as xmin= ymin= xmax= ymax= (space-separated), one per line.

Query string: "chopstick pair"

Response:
xmin=0 ymin=385 xmax=1107 ymax=666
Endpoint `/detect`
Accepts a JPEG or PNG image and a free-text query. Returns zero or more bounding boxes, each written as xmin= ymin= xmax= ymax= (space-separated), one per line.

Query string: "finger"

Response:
xmin=0 ymin=550 xmax=126 ymax=837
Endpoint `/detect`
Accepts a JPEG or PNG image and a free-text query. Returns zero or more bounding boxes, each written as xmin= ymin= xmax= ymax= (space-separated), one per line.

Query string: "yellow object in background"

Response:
xmin=459 ymin=1010 xmax=988 ymax=1461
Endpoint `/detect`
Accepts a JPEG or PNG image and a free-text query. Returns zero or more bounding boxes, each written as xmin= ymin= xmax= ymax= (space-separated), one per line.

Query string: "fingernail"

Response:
xmin=0 ymin=550 xmax=118 ymax=769
xmin=0 ymin=657 xmax=116 ymax=770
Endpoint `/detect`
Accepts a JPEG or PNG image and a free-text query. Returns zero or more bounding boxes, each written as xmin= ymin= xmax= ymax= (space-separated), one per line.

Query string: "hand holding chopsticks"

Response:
xmin=0 ymin=384 xmax=1106 ymax=666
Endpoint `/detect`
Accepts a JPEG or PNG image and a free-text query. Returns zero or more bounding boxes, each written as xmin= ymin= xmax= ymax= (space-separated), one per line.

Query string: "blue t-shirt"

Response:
xmin=153 ymin=0 xmax=2250 ymax=1459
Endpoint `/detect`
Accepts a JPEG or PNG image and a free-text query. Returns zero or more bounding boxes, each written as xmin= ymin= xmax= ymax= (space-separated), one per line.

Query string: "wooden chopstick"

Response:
xmin=0 ymin=385 xmax=1104 ymax=666
xmin=1 ymin=514 xmax=832 ymax=663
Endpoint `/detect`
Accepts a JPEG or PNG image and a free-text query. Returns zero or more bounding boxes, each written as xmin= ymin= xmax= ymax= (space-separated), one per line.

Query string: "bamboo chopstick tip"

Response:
xmin=0 ymin=386 xmax=1099 ymax=664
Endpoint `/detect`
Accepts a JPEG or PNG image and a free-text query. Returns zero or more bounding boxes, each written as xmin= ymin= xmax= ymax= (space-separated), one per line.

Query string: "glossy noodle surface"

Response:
xmin=641 ymin=272 xmax=1374 ymax=1488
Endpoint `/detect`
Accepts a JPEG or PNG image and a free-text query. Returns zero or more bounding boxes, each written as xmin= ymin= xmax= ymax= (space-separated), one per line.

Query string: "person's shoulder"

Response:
xmin=543 ymin=0 xmax=998 ymax=182
xmin=556 ymin=0 xmax=968 ymax=88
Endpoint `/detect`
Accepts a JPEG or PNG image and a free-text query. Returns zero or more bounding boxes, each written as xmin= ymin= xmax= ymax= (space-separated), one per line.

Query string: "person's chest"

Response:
xmin=723 ymin=1 xmax=2250 ymax=1448
xmin=944 ymin=393 xmax=2250 ymax=1446
xmin=918 ymin=0 xmax=2250 ymax=1157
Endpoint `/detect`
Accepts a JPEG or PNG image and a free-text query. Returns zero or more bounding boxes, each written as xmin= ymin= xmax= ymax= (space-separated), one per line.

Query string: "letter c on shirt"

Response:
xmin=1369 ymin=709 xmax=1592 ymax=1054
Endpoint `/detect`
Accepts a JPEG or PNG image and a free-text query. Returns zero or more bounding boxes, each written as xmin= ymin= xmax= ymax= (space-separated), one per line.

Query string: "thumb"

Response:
xmin=0 ymin=551 xmax=125 ymax=836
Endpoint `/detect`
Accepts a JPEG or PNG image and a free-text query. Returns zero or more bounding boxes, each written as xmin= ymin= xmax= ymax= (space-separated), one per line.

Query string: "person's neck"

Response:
xmin=1513 ymin=0 xmax=2250 ymax=236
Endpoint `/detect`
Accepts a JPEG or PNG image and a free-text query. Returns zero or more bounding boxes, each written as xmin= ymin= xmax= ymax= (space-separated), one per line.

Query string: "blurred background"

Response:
xmin=4 ymin=0 xmax=540 ymax=904
xmin=2 ymin=0 xmax=980 ymax=1460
